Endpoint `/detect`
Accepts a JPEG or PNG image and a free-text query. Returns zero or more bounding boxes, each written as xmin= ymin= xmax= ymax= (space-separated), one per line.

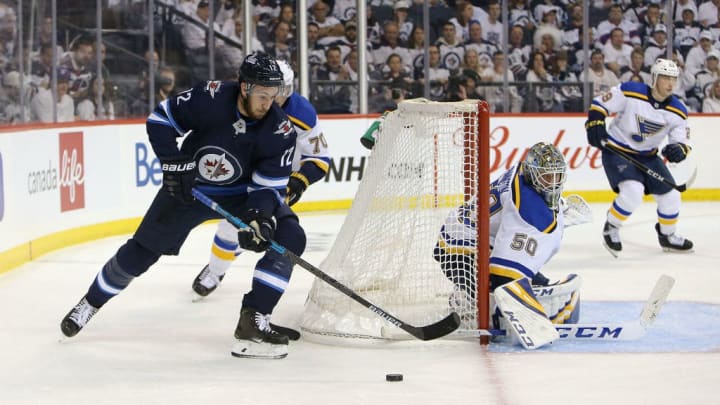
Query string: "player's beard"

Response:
xmin=240 ymin=95 xmax=269 ymax=120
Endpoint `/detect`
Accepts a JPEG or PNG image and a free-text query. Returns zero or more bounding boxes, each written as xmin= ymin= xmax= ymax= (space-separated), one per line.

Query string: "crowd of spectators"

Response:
xmin=3 ymin=0 xmax=720 ymax=124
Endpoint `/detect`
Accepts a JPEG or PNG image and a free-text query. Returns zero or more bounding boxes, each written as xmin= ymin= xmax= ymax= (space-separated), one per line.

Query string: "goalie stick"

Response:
xmin=383 ymin=275 xmax=675 ymax=342
xmin=602 ymin=142 xmax=697 ymax=192
xmin=191 ymin=189 xmax=461 ymax=341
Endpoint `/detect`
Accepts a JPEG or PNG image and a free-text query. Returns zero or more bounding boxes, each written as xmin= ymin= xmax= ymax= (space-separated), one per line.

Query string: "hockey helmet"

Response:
xmin=238 ymin=52 xmax=283 ymax=90
xmin=650 ymin=58 xmax=679 ymax=87
xmin=522 ymin=142 xmax=567 ymax=210
xmin=277 ymin=59 xmax=295 ymax=97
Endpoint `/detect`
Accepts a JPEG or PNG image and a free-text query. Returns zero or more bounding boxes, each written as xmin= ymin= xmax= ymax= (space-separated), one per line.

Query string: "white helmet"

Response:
xmin=277 ymin=59 xmax=294 ymax=97
xmin=651 ymin=58 xmax=679 ymax=87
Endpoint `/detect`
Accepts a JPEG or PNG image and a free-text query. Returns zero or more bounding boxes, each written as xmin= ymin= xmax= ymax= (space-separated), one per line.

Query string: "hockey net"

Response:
xmin=300 ymin=99 xmax=490 ymax=343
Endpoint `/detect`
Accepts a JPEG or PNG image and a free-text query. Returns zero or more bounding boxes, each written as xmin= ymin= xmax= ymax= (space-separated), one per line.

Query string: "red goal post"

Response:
xmin=301 ymin=98 xmax=490 ymax=344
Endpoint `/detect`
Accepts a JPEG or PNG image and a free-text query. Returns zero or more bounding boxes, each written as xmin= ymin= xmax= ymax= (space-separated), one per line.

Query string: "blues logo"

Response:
xmin=634 ymin=116 xmax=665 ymax=143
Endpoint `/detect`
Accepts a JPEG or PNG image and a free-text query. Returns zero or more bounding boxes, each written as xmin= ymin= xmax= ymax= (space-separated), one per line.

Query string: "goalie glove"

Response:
xmin=584 ymin=119 xmax=608 ymax=149
xmin=662 ymin=143 xmax=691 ymax=163
xmin=238 ymin=209 xmax=275 ymax=252
xmin=286 ymin=173 xmax=309 ymax=207
xmin=160 ymin=155 xmax=197 ymax=204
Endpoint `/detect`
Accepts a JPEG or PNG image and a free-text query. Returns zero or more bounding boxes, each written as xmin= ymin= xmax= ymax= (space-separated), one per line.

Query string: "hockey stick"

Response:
xmin=384 ymin=275 xmax=675 ymax=342
xmin=191 ymin=189 xmax=461 ymax=341
xmin=602 ymin=142 xmax=697 ymax=192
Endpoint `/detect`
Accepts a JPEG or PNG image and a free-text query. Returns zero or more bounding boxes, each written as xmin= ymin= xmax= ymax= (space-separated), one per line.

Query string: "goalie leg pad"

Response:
xmin=533 ymin=274 xmax=582 ymax=324
xmin=493 ymin=278 xmax=559 ymax=350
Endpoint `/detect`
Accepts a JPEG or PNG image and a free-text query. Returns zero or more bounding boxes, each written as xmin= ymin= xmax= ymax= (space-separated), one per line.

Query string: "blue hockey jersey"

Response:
xmin=146 ymin=80 xmax=297 ymax=213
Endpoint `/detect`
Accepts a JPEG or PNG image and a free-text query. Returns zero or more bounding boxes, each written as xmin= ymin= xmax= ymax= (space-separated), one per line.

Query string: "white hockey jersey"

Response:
xmin=283 ymin=92 xmax=331 ymax=184
xmin=589 ymin=81 xmax=691 ymax=154
xmin=437 ymin=165 xmax=564 ymax=282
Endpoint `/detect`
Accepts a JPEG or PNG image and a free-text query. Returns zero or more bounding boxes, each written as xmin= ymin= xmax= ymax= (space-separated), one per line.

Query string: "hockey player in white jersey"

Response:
xmin=433 ymin=142 xmax=582 ymax=328
xmin=585 ymin=58 xmax=693 ymax=257
xmin=192 ymin=60 xmax=331 ymax=302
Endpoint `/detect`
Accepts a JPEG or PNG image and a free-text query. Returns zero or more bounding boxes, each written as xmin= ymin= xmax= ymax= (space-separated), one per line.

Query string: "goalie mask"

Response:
xmin=522 ymin=142 xmax=567 ymax=210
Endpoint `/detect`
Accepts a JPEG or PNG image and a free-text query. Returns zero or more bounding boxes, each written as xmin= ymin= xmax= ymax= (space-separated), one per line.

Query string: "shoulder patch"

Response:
xmin=283 ymin=93 xmax=318 ymax=130
xmin=205 ymin=80 xmax=223 ymax=98
xmin=621 ymin=81 xmax=649 ymax=101
xmin=666 ymin=96 xmax=688 ymax=120
xmin=274 ymin=119 xmax=294 ymax=139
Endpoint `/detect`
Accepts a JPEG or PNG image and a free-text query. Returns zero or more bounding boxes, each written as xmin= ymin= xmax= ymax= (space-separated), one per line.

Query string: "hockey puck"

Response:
xmin=386 ymin=373 xmax=403 ymax=382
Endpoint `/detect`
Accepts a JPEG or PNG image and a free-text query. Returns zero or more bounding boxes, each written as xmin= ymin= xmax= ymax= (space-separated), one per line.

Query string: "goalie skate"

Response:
xmin=231 ymin=307 xmax=289 ymax=359
xmin=61 ymin=297 xmax=99 ymax=337
xmin=655 ymin=223 xmax=694 ymax=253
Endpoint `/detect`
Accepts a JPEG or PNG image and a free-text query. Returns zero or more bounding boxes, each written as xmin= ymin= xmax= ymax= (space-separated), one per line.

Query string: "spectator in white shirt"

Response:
xmin=702 ymin=78 xmax=720 ymax=112
xmin=602 ymin=27 xmax=634 ymax=77
xmin=31 ymin=71 xmax=75 ymax=122
xmin=699 ymin=0 xmax=720 ymax=27
xmin=686 ymin=30 xmax=716 ymax=77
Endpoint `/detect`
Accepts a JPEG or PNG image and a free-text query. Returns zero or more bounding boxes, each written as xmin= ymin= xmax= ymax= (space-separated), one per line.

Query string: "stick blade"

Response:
xmin=639 ymin=274 xmax=675 ymax=328
xmin=677 ymin=165 xmax=698 ymax=192
xmin=404 ymin=312 xmax=461 ymax=341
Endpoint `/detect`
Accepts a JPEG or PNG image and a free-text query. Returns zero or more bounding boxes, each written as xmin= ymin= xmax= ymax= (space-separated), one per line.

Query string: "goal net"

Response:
xmin=300 ymin=99 xmax=490 ymax=343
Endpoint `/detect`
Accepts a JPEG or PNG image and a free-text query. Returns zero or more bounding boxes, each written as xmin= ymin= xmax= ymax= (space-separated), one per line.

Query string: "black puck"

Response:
xmin=386 ymin=373 xmax=403 ymax=382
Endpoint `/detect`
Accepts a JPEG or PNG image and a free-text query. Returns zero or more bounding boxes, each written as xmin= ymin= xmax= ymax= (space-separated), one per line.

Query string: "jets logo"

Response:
xmin=205 ymin=80 xmax=222 ymax=98
xmin=633 ymin=116 xmax=665 ymax=142
xmin=274 ymin=119 xmax=293 ymax=139
xmin=196 ymin=147 xmax=242 ymax=184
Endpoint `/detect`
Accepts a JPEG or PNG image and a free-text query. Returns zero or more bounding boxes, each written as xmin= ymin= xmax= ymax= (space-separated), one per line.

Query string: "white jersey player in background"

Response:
xmin=433 ymin=142 xmax=582 ymax=328
xmin=192 ymin=60 xmax=331 ymax=301
xmin=585 ymin=58 xmax=694 ymax=257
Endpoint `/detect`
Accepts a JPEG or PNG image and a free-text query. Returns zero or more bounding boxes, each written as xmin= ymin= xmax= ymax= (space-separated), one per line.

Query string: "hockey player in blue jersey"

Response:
xmin=191 ymin=60 xmax=331 ymax=303
xmin=61 ymin=52 xmax=303 ymax=359
xmin=585 ymin=58 xmax=694 ymax=257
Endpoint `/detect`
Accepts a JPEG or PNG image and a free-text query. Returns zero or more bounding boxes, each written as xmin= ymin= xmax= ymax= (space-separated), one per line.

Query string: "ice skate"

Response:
xmin=191 ymin=265 xmax=225 ymax=300
xmin=655 ymin=223 xmax=694 ymax=253
xmin=602 ymin=221 xmax=622 ymax=258
xmin=231 ymin=307 xmax=289 ymax=359
xmin=61 ymin=297 xmax=99 ymax=337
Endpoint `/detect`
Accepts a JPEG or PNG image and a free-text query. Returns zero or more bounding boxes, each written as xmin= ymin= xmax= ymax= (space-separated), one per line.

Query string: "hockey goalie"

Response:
xmin=433 ymin=142 xmax=591 ymax=347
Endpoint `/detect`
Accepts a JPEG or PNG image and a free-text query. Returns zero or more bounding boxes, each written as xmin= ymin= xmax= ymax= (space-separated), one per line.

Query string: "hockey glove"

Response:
xmin=662 ymin=143 xmax=691 ymax=163
xmin=585 ymin=119 xmax=608 ymax=148
xmin=286 ymin=174 xmax=309 ymax=206
xmin=161 ymin=155 xmax=197 ymax=204
xmin=238 ymin=209 xmax=275 ymax=252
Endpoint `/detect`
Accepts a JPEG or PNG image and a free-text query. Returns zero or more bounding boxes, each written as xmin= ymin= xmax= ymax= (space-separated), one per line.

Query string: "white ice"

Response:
xmin=1 ymin=202 xmax=719 ymax=405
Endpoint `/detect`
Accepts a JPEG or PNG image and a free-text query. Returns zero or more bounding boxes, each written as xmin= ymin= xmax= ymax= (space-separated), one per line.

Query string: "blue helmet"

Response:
xmin=238 ymin=52 xmax=283 ymax=88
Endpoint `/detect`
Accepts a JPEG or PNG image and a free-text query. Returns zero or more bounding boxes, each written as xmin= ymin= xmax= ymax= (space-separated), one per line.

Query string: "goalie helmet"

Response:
xmin=650 ymin=58 xmax=679 ymax=88
xmin=277 ymin=59 xmax=295 ymax=97
xmin=238 ymin=52 xmax=283 ymax=90
xmin=521 ymin=142 xmax=567 ymax=210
